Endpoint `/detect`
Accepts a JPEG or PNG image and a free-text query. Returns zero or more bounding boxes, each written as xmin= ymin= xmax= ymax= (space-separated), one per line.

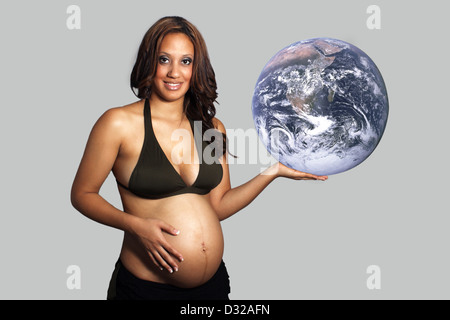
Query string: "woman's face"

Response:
xmin=152 ymin=32 xmax=194 ymax=104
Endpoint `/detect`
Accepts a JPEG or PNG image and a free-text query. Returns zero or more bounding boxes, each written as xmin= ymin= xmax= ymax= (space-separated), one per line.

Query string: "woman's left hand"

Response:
xmin=272 ymin=162 xmax=328 ymax=181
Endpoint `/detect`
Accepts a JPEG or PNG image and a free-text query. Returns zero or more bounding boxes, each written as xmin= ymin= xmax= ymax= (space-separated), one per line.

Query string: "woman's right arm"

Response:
xmin=70 ymin=108 xmax=183 ymax=272
xmin=70 ymin=108 xmax=137 ymax=231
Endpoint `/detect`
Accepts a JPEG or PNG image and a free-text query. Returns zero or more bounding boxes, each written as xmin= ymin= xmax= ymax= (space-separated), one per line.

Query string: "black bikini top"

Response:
xmin=116 ymin=99 xmax=223 ymax=199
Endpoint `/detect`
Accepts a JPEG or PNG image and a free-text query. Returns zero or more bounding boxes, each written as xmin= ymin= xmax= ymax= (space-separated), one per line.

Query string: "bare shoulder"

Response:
xmin=212 ymin=117 xmax=226 ymax=134
xmin=93 ymin=100 xmax=142 ymax=134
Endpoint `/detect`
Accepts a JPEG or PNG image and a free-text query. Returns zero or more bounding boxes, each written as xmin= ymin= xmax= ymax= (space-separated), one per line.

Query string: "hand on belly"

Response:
xmin=161 ymin=219 xmax=224 ymax=288
xmin=122 ymin=198 xmax=225 ymax=288
xmin=129 ymin=217 xmax=185 ymax=272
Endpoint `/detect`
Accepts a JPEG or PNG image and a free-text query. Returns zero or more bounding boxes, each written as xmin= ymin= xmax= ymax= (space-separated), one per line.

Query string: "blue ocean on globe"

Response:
xmin=252 ymin=38 xmax=389 ymax=175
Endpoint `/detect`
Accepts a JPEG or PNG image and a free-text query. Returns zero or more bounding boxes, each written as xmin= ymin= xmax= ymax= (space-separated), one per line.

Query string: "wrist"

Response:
xmin=122 ymin=214 xmax=142 ymax=235
xmin=261 ymin=162 xmax=280 ymax=178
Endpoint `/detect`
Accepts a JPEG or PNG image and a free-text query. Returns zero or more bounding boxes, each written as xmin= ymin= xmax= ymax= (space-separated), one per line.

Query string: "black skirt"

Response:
xmin=107 ymin=259 xmax=231 ymax=300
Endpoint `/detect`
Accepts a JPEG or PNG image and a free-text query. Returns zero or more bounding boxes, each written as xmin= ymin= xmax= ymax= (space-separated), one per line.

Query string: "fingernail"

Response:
xmin=174 ymin=267 xmax=178 ymax=272
xmin=169 ymin=268 xmax=173 ymax=273
xmin=175 ymin=230 xmax=180 ymax=235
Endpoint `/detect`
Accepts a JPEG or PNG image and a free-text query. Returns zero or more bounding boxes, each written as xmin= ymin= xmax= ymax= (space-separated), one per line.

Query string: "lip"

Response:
xmin=164 ymin=81 xmax=183 ymax=91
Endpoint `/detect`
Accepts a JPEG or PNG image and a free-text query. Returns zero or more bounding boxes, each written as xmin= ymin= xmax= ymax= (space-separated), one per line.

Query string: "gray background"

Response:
xmin=1 ymin=0 xmax=448 ymax=299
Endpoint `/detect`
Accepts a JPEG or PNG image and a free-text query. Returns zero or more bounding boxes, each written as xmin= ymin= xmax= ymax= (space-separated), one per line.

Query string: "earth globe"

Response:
xmin=252 ymin=38 xmax=389 ymax=175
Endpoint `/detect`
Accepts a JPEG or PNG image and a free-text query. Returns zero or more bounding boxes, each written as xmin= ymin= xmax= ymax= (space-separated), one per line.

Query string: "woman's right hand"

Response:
xmin=132 ymin=218 xmax=184 ymax=273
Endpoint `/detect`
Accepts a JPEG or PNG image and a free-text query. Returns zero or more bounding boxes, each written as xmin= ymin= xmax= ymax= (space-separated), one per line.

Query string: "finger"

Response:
xmin=163 ymin=242 xmax=184 ymax=263
xmin=158 ymin=221 xmax=180 ymax=236
xmin=147 ymin=250 xmax=164 ymax=271
xmin=150 ymin=247 xmax=176 ymax=273
xmin=312 ymin=174 xmax=328 ymax=181
xmin=157 ymin=222 xmax=184 ymax=262
xmin=158 ymin=244 xmax=181 ymax=273
xmin=297 ymin=172 xmax=328 ymax=181
xmin=295 ymin=172 xmax=318 ymax=180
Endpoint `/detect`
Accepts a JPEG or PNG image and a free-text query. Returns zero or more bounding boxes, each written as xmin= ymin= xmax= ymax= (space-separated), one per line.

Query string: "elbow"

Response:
xmin=216 ymin=209 xmax=236 ymax=222
xmin=70 ymin=183 xmax=89 ymax=212
xmin=213 ymin=203 xmax=231 ymax=222
xmin=211 ymin=189 xmax=232 ymax=221
xmin=216 ymin=211 xmax=226 ymax=222
xmin=70 ymin=183 xmax=100 ymax=213
xmin=70 ymin=185 xmax=82 ymax=211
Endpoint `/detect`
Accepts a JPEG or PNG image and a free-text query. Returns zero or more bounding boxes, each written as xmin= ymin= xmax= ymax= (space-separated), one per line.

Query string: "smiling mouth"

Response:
xmin=164 ymin=82 xmax=183 ymax=90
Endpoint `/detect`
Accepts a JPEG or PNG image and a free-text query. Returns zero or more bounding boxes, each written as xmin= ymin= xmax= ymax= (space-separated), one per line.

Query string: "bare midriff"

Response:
xmin=118 ymin=191 xmax=224 ymax=288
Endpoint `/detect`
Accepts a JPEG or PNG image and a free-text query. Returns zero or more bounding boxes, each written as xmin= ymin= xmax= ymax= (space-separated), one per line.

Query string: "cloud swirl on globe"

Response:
xmin=252 ymin=38 xmax=389 ymax=175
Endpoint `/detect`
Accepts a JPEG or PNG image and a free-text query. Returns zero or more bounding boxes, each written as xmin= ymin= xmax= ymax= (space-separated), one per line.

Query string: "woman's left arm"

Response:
xmin=209 ymin=118 xmax=327 ymax=221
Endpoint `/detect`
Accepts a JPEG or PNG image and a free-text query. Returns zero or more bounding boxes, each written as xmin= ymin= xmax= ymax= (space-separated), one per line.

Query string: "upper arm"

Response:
xmin=71 ymin=107 xmax=125 ymax=198
xmin=208 ymin=117 xmax=231 ymax=211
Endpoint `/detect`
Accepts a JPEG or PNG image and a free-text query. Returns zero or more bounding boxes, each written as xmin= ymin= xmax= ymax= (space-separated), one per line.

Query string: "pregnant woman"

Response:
xmin=70 ymin=16 xmax=327 ymax=300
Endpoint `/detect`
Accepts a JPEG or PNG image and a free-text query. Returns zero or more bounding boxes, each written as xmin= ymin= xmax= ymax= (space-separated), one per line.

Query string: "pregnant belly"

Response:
xmin=119 ymin=194 xmax=224 ymax=288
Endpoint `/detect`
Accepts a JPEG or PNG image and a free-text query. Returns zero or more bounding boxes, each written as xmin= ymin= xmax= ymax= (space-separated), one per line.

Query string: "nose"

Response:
xmin=167 ymin=63 xmax=180 ymax=79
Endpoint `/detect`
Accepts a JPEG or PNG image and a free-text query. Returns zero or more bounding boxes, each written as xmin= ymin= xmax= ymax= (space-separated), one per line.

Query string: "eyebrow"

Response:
xmin=159 ymin=51 xmax=193 ymax=58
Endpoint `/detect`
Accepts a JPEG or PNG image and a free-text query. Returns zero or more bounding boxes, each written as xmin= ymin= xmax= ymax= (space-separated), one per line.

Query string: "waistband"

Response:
xmin=108 ymin=259 xmax=230 ymax=300
xmin=120 ymin=259 xmax=226 ymax=290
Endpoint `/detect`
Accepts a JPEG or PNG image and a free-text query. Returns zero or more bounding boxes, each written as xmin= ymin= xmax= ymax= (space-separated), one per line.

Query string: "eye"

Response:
xmin=182 ymin=58 xmax=192 ymax=65
xmin=159 ymin=56 xmax=169 ymax=64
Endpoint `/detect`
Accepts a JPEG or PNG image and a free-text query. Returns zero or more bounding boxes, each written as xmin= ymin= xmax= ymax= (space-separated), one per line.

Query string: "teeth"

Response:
xmin=165 ymin=82 xmax=182 ymax=90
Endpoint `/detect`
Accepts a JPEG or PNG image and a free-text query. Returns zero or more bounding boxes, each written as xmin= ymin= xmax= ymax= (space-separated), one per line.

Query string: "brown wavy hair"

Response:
xmin=130 ymin=16 xmax=230 ymax=158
